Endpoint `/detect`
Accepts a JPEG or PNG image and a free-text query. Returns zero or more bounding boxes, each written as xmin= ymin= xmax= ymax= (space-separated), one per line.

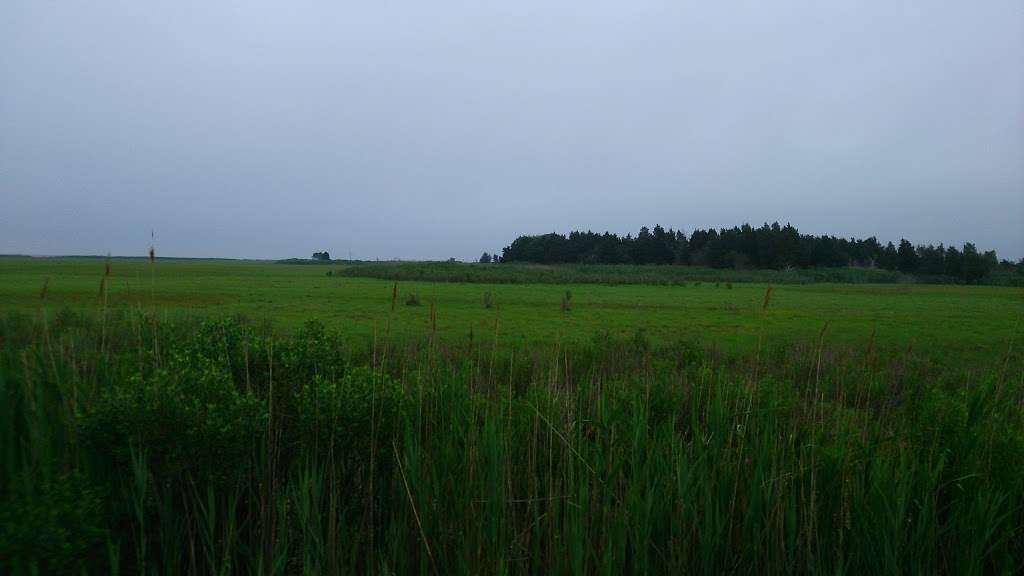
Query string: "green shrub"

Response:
xmin=79 ymin=350 xmax=266 ymax=481
xmin=0 ymin=472 xmax=107 ymax=574
xmin=294 ymin=367 xmax=410 ymax=457
xmin=277 ymin=319 xmax=348 ymax=382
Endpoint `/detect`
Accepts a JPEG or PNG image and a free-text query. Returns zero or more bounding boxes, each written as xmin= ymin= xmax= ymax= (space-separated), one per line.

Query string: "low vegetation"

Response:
xmin=2 ymin=258 xmax=1021 ymax=362
xmin=337 ymin=261 xmax=911 ymax=286
xmin=1 ymin=257 xmax=1022 ymax=573
xmin=1 ymin=308 xmax=1022 ymax=574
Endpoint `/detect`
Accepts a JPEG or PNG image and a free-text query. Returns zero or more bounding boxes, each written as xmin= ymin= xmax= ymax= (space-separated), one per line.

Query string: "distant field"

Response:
xmin=1 ymin=257 xmax=1021 ymax=363
xmin=338 ymin=260 xmax=912 ymax=285
xmin=338 ymin=260 xmax=1024 ymax=286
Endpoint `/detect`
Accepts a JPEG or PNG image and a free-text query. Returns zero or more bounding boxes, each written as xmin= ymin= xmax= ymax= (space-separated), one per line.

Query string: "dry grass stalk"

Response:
xmin=762 ymin=285 xmax=774 ymax=311
xmin=393 ymin=442 xmax=438 ymax=576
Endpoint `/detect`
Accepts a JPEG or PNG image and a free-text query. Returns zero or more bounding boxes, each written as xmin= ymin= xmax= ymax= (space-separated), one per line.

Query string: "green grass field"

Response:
xmin=2 ymin=256 xmax=1023 ymax=574
xmin=2 ymin=257 xmax=1021 ymax=362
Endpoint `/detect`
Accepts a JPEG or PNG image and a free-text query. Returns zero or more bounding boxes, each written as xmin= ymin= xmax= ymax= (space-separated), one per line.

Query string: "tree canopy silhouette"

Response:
xmin=498 ymin=223 xmax=1009 ymax=284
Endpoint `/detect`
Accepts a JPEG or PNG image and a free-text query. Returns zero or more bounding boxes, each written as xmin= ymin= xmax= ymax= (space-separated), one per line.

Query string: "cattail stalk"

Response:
xmin=430 ymin=299 xmax=437 ymax=334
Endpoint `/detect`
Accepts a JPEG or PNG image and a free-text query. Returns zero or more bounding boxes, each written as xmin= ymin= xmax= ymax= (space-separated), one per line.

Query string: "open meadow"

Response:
xmin=1 ymin=257 xmax=1021 ymax=362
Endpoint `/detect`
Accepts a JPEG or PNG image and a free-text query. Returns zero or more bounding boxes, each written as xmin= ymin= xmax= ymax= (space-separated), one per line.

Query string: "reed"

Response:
xmin=0 ymin=312 xmax=1021 ymax=574
xmin=762 ymin=284 xmax=774 ymax=311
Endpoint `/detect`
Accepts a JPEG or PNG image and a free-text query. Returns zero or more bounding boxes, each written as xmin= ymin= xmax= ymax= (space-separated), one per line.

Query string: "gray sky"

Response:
xmin=2 ymin=1 xmax=1022 ymax=261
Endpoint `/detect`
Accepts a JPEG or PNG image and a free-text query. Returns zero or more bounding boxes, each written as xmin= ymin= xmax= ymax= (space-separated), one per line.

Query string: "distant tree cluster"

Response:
xmin=312 ymin=251 xmax=331 ymax=261
xmin=499 ymin=223 xmax=1017 ymax=283
xmin=479 ymin=252 xmax=500 ymax=263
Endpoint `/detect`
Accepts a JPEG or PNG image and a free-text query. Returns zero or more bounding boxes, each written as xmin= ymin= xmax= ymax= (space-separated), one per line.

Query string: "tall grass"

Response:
xmin=0 ymin=310 xmax=1021 ymax=574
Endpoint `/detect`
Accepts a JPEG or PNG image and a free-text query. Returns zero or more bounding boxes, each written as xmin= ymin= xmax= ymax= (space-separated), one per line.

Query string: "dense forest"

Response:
xmin=498 ymin=223 xmax=1022 ymax=284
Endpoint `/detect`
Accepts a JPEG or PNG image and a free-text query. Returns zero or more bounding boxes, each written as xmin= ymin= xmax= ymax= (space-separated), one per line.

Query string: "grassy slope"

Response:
xmin=1 ymin=257 xmax=1021 ymax=363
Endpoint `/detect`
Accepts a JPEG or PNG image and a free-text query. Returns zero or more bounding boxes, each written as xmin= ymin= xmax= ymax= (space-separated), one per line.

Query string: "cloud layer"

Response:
xmin=2 ymin=1 xmax=1022 ymax=260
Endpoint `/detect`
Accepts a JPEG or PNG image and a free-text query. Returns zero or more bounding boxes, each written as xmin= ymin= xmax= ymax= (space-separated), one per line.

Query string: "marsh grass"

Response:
xmin=0 ymin=311 xmax=1022 ymax=574
xmin=338 ymin=261 xmax=911 ymax=286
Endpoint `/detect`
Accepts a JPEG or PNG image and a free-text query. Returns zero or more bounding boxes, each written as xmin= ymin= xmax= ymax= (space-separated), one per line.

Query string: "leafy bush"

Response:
xmin=79 ymin=349 xmax=266 ymax=481
xmin=277 ymin=319 xmax=348 ymax=382
xmin=0 ymin=472 xmax=108 ymax=574
xmin=294 ymin=367 xmax=410 ymax=457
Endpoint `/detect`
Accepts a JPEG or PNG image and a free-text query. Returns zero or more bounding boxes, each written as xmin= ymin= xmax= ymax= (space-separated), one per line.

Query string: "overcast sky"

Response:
xmin=2 ymin=1 xmax=1022 ymax=261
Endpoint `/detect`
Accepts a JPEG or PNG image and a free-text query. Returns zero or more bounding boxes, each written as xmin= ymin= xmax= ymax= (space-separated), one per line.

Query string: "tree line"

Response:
xmin=496 ymin=223 xmax=1021 ymax=283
